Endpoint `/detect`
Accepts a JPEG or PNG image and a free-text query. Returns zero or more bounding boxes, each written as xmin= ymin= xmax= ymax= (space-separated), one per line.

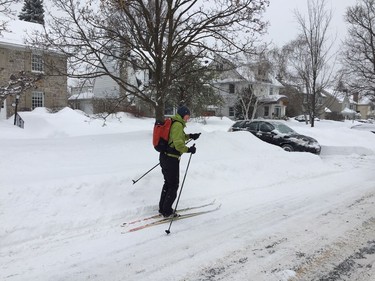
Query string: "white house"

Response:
xmin=68 ymin=55 xmax=150 ymax=115
xmin=211 ymin=57 xmax=285 ymax=120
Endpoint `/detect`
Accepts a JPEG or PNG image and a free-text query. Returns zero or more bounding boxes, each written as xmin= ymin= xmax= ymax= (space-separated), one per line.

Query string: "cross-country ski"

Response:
xmin=120 ymin=200 xmax=216 ymax=227
xmin=122 ymin=204 xmax=221 ymax=233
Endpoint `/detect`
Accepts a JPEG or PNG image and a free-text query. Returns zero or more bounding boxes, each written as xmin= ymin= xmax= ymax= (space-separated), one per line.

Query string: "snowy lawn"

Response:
xmin=1 ymin=108 xmax=375 ymax=281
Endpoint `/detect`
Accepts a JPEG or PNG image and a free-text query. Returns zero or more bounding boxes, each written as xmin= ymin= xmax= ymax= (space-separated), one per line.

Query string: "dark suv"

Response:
xmin=229 ymin=120 xmax=321 ymax=154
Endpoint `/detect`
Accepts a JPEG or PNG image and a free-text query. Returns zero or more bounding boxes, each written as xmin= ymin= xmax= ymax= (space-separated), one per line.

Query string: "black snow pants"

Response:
xmin=159 ymin=152 xmax=180 ymax=216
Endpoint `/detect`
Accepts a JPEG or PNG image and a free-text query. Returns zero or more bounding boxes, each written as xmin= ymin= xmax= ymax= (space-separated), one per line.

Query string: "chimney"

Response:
xmin=353 ymin=92 xmax=359 ymax=103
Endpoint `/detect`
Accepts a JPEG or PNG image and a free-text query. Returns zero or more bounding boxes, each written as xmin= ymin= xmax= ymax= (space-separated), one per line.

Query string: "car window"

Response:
xmin=232 ymin=121 xmax=245 ymax=128
xmin=259 ymin=122 xmax=274 ymax=132
xmin=246 ymin=122 xmax=258 ymax=131
xmin=273 ymin=123 xmax=296 ymax=134
xmin=241 ymin=121 xmax=258 ymax=130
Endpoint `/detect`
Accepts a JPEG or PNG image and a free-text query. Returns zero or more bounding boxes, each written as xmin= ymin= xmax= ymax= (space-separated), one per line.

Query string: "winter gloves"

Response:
xmin=188 ymin=133 xmax=200 ymax=154
xmin=187 ymin=146 xmax=196 ymax=154
xmin=190 ymin=133 xmax=201 ymax=140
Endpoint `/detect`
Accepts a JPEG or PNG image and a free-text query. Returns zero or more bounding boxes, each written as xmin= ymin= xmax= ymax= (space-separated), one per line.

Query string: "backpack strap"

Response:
xmin=167 ymin=119 xmax=176 ymax=146
xmin=166 ymin=119 xmax=181 ymax=156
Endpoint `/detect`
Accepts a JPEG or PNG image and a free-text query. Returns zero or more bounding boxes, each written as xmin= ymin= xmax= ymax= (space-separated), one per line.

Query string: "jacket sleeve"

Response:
xmin=170 ymin=122 xmax=189 ymax=154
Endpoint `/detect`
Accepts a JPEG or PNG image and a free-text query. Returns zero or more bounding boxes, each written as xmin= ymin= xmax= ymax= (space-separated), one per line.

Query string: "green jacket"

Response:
xmin=167 ymin=114 xmax=190 ymax=158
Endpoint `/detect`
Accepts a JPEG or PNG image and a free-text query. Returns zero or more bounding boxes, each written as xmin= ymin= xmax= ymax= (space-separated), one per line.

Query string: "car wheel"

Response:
xmin=281 ymin=144 xmax=294 ymax=152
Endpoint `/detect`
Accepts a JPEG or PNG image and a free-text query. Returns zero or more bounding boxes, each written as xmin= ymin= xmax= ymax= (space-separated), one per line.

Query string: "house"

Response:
xmin=279 ymin=82 xmax=329 ymax=119
xmin=0 ymin=20 xmax=67 ymax=120
xmin=280 ymin=83 xmax=361 ymax=120
xmin=69 ymin=54 xmax=285 ymax=119
xmin=211 ymin=56 xmax=285 ymax=120
xmin=354 ymin=93 xmax=375 ymax=120
xmin=68 ymin=85 xmax=95 ymax=114
xmin=68 ymin=54 xmax=152 ymax=116
xmin=323 ymin=89 xmax=359 ymax=120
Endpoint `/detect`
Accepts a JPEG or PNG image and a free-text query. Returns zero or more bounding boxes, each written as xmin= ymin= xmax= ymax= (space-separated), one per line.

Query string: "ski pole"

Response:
xmin=132 ymin=140 xmax=193 ymax=185
xmin=165 ymin=144 xmax=195 ymax=235
xmin=132 ymin=162 xmax=160 ymax=184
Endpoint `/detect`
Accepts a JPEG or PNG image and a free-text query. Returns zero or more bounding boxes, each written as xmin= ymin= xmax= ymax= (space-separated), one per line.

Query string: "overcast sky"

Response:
xmin=263 ymin=0 xmax=358 ymax=47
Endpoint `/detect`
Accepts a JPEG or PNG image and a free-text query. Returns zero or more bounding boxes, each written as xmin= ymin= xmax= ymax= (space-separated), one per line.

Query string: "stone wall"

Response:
xmin=0 ymin=43 xmax=67 ymax=118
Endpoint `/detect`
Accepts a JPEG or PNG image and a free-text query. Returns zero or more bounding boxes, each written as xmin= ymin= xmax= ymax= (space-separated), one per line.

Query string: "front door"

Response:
xmin=274 ymin=106 xmax=281 ymax=118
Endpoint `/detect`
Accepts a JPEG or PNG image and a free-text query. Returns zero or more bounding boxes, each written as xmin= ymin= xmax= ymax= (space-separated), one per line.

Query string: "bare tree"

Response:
xmin=31 ymin=0 xmax=269 ymax=120
xmin=235 ymin=85 xmax=256 ymax=120
xmin=168 ymin=53 xmax=222 ymax=116
xmin=341 ymin=0 xmax=375 ymax=100
xmin=267 ymin=45 xmax=294 ymax=83
xmin=290 ymin=0 xmax=337 ymax=127
xmin=0 ymin=71 xmax=41 ymax=103
xmin=0 ymin=0 xmax=21 ymax=34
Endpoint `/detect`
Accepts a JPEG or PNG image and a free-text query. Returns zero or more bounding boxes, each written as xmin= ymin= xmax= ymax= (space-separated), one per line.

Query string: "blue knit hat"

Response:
xmin=177 ymin=106 xmax=190 ymax=118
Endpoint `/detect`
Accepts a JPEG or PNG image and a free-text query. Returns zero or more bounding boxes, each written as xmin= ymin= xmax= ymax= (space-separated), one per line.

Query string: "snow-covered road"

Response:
xmin=1 ymin=110 xmax=375 ymax=281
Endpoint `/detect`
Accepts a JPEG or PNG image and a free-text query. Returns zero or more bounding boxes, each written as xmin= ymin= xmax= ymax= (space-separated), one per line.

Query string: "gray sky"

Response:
xmin=263 ymin=0 xmax=358 ymax=47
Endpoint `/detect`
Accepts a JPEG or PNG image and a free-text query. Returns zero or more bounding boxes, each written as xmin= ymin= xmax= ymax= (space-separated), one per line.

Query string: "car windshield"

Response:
xmin=272 ymin=123 xmax=296 ymax=134
xmin=233 ymin=121 xmax=245 ymax=127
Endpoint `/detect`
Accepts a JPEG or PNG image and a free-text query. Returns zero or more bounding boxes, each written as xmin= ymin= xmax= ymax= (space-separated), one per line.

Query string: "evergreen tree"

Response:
xmin=18 ymin=0 xmax=44 ymax=25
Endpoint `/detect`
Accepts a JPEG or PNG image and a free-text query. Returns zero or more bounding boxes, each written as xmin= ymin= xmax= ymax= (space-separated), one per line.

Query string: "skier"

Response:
xmin=158 ymin=105 xmax=200 ymax=218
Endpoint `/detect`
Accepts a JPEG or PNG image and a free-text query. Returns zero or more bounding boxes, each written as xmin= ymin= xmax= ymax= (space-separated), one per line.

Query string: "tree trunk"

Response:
xmin=155 ymin=98 xmax=165 ymax=121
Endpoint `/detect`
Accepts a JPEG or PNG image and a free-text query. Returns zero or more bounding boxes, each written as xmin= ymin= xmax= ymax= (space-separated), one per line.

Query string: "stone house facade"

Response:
xmin=0 ymin=21 xmax=67 ymax=120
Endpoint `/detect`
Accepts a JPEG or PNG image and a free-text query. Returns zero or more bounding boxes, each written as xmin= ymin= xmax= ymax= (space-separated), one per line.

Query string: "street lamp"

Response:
xmin=13 ymin=94 xmax=20 ymax=126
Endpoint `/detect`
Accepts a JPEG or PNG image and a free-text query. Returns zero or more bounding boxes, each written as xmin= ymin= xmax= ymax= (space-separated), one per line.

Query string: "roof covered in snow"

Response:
xmin=0 ymin=18 xmax=43 ymax=48
xmin=258 ymin=94 xmax=288 ymax=103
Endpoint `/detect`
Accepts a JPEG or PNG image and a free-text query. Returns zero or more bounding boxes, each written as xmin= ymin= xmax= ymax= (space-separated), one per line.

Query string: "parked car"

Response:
xmin=229 ymin=120 xmax=321 ymax=154
xmin=356 ymin=119 xmax=374 ymax=124
xmin=294 ymin=115 xmax=320 ymax=122
xmin=351 ymin=123 xmax=375 ymax=134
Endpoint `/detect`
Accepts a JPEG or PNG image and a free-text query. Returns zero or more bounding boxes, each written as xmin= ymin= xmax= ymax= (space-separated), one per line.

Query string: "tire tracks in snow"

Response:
xmin=183 ymin=181 xmax=375 ymax=281
xmin=290 ymin=194 xmax=375 ymax=281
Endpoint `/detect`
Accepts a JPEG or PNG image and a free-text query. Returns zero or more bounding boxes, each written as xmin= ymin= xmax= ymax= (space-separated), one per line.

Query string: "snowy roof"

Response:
xmin=235 ymin=65 xmax=255 ymax=82
xmin=258 ymin=94 xmax=288 ymax=103
xmin=341 ymin=107 xmax=357 ymax=115
xmin=198 ymin=56 xmax=213 ymax=67
xmin=235 ymin=64 xmax=282 ymax=87
xmin=358 ymin=95 xmax=374 ymax=105
xmin=324 ymin=89 xmax=356 ymax=104
xmin=0 ymin=18 xmax=43 ymax=48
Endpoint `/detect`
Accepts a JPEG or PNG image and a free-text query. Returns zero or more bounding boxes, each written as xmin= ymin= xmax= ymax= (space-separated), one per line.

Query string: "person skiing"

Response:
xmin=158 ymin=105 xmax=200 ymax=218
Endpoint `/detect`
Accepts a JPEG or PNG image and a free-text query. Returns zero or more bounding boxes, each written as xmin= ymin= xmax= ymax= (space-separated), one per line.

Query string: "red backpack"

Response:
xmin=153 ymin=118 xmax=174 ymax=153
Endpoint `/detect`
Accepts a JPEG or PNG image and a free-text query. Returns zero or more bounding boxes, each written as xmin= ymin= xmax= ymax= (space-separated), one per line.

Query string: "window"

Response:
xmin=148 ymin=69 xmax=153 ymax=81
xmin=317 ymin=97 xmax=323 ymax=105
xmin=245 ymin=121 xmax=258 ymax=131
xmin=229 ymin=84 xmax=235 ymax=94
xmin=274 ymin=106 xmax=281 ymax=117
xmin=32 ymin=92 xmax=44 ymax=109
xmin=229 ymin=107 xmax=234 ymax=116
xmin=264 ymin=106 xmax=269 ymax=116
xmin=164 ymin=106 xmax=174 ymax=116
xmin=31 ymin=54 xmax=44 ymax=72
xmin=259 ymin=122 xmax=274 ymax=132
xmin=269 ymin=87 xmax=274 ymax=95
